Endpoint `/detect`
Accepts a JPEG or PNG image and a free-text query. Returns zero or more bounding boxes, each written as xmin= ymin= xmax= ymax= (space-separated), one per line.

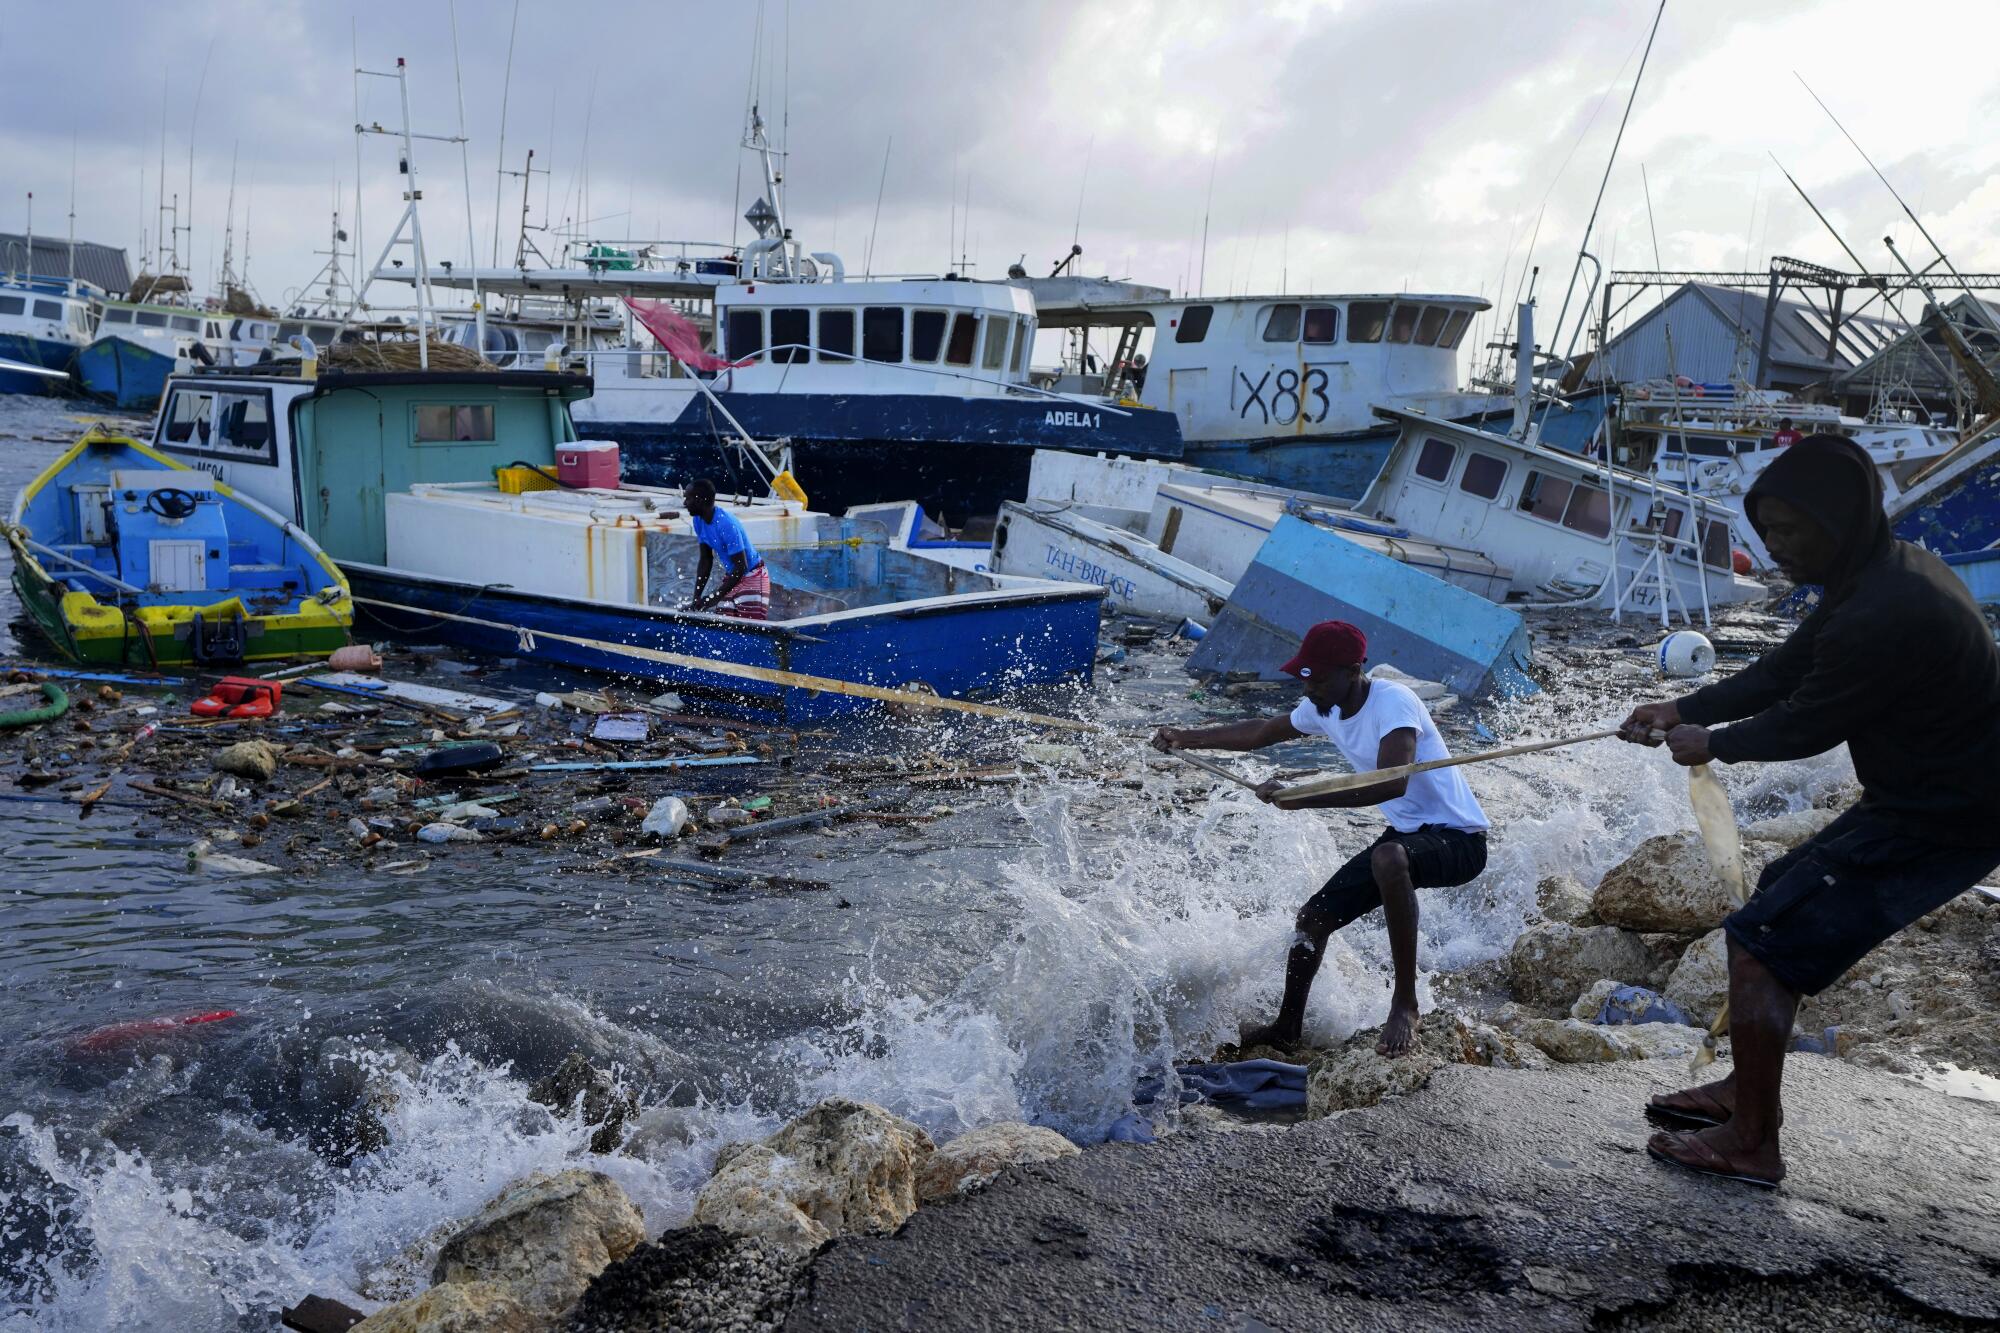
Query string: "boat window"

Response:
xmin=277 ymin=322 xmax=303 ymax=341
xmin=1459 ymin=452 xmax=1506 ymax=499
xmin=229 ymin=319 xmax=246 ymax=340
xmin=220 ymin=393 xmax=271 ymax=453
xmin=1700 ymin=518 xmax=1732 ymax=568
xmin=769 ymin=307 xmax=809 ymax=365
xmin=818 ymin=309 xmax=855 ymax=364
xmin=1439 ymin=309 xmax=1472 ymax=349
xmin=1387 ymin=303 xmax=1419 ymax=344
xmin=1010 ymin=318 xmax=1029 ymax=373
xmin=863 ymin=306 xmax=904 ymax=362
xmin=1414 ymin=306 xmax=1448 ymax=346
xmin=70 ymin=305 xmax=92 ymax=334
xmin=1561 ymin=483 xmax=1611 ymax=537
xmin=136 ymin=311 xmax=167 ymax=328
xmin=1414 ymin=437 xmax=1456 ymax=483
xmin=1175 ymin=304 xmax=1213 ymax=343
xmin=725 ymin=308 xmax=764 ymax=362
xmin=909 ymin=309 xmax=947 ymax=363
xmin=1303 ymin=306 xmax=1338 ymax=344
xmin=1518 ymin=470 xmax=1572 ymax=524
xmin=415 ymin=404 xmax=496 ymax=443
xmin=982 ymin=315 xmax=1010 ymax=371
xmin=162 ymin=390 xmax=215 ymax=445
xmin=1630 ymin=505 xmax=1686 ymax=539
xmin=206 ymin=322 xmax=223 ymax=339
xmin=171 ymin=315 xmax=200 ymax=333
xmin=0 ymin=296 xmax=21 ymax=316
xmin=1347 ymin=301 xmax=1389 ymax=343
xmin=33 ymin=299 xmax=61 ymax=321
xmin=102 ymin=307 xmax=132 ymax=324
xmin=1263 ymin=303 xmax=1301 ymax=342
xmin=944 ymin=312 xmax=979 ymax=367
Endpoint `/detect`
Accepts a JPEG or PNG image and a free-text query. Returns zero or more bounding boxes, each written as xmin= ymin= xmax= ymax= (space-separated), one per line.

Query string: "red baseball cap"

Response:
xmin=1280 ymin=621 xmax=1367 ymax=679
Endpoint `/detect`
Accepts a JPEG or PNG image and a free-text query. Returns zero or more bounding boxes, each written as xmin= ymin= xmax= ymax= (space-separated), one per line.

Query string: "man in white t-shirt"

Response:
xmin=1153 ymin=620 xmax=1489 ymax=1056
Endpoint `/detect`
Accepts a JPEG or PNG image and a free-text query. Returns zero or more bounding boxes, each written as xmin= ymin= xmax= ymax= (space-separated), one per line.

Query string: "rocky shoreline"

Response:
xmin=322 ymin=800 xmax=2000 ymax=1332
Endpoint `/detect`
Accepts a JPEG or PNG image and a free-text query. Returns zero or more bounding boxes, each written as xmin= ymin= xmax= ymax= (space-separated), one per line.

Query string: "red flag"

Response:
xmin=624 ymin=298 xmax=753 ymax=372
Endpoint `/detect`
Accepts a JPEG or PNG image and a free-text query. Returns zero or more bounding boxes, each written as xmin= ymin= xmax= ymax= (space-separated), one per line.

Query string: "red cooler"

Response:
xmin=557 ymin=441 xmax=622 ymax=489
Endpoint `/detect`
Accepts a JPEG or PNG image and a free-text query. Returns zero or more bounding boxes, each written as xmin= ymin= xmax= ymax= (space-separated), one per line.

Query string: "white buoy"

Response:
xmin=1658 ymin=630 xmax=1716 ymax=678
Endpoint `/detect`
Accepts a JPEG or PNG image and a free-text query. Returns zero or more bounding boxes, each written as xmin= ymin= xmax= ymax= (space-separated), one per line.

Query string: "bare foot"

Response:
xmin=1238 ymin=1020 xmax=1301 ymax=1050
xmin=1646 ymin=1124 xmax=1784 ymax=1187
xmin=1375 ymin=1001 xmax=1421 ymax=1057
xmin=1647 ymin=1075 xmax=1736 ymax=1127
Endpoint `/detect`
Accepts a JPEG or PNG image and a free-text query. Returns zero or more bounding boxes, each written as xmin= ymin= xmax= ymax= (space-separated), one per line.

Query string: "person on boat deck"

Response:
xmin=1151 ymin=621 xmax=1489 ymax=1058
xmin=684 ymin=478 xmax=770 ymax=621
xmin=1622 ymin=434 xmax=2000 ymax=1189
xmin=1770 ymin=417 xmax=1802 ymax=448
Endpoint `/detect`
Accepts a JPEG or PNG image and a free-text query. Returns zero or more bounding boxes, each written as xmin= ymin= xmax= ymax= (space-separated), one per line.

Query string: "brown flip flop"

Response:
xmin=1646 ymin=1131 xmax=1781 ymax=1190
xmin=1644 ymin=1088 xmax=1729 ymax=1130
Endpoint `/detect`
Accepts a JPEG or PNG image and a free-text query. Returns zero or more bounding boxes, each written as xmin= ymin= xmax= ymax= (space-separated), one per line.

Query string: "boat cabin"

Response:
xmin=1357 ymin=405 xmax=1763 ymax=616
xmin=0 ymin=275 xmax=99 ymax=362
xmin=1031 ymin=292 xmax=1493 ymax=443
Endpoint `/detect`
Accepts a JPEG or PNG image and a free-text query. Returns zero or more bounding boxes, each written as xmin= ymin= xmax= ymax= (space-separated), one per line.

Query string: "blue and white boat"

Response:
xmin=0 ymin=274 xmax=98 ymax=394
xmin=77 ymin=292 xmax=215 ymax=411
xmin=414 ymin=112 xmax=1183 ymax=524
xmin=137 ymin=360 xmax=1109 ymax=724
xmin=1885 ymin=427 xmax=2000 ymax=603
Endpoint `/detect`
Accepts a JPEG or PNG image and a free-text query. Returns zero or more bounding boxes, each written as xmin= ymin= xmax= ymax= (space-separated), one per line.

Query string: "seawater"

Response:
xmin=0 ymin=395 xmax=1855 ymax=1329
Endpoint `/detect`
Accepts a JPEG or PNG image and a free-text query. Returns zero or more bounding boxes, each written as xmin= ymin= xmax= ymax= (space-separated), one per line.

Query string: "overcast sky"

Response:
xmin=4 ymin=0 xmax=1998 ymax=354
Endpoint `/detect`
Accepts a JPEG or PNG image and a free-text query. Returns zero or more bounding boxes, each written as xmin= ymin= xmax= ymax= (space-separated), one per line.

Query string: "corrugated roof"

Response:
xmin=0 ymin=234 xmax=133 ymax=296
xmin=1832 ymin=291 xmax=2000 ymax=392
xmin=1601 ymin=281 xmax=1905 ymax=387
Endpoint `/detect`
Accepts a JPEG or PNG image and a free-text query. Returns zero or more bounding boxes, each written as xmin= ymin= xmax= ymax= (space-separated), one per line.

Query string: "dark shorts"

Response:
xmin=1725 ymin=807 xmax=2000 ymax=995
xmin=1298 ymin=824 xmax=1488 ymax=936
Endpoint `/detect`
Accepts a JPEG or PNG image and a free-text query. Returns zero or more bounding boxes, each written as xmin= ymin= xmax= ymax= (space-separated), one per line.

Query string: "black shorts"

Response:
xmin=1726 ymin=807 xmax=2000 ymax=995
xmin=1297 ymin=824 xmax=1488 ymax=936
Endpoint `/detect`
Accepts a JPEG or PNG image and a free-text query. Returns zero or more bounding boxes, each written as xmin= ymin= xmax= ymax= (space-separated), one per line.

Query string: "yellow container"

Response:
xmin=496 ymin=465 xmax=559 ymax=494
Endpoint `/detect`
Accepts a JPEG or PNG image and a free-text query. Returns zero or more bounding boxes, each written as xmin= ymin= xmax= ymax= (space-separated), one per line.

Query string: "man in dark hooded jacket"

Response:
xmin=1621 ymin=434 xmax=2000 ymax=1187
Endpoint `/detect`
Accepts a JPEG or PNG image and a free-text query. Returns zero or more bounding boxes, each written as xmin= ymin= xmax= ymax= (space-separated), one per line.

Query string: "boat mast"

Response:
xmin=350 ymin=55 xmax=464 ymax=367
xmin=744 ymin=102 xmax=792 ymax=278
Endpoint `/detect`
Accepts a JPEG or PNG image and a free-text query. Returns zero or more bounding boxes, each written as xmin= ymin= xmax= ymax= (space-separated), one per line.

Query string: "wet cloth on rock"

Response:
xmin=1173 ymin=1058 xmax=1309 ymax=1112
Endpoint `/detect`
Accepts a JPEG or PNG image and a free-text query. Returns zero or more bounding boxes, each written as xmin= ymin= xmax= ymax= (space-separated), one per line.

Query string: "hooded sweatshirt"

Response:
xmin=1676 ymin=435 xmax=2000 ymax=845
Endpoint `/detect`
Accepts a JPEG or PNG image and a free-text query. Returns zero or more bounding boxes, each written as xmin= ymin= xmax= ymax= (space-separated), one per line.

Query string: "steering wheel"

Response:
xmin=143 ymin=488 xmax=201 ymax=520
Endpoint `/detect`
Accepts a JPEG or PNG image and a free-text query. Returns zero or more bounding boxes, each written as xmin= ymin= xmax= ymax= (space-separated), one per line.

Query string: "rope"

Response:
xmin=351 ymin=595 xmax=1100 ymax=732
xmin=0 ymin=683 xmax=70 ymax=729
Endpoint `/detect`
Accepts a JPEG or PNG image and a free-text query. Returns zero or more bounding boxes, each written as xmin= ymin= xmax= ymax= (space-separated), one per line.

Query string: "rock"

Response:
xmin=566 ymin=1226 xmax=800 ymax=1333
xmin=349 ymin=1281 xmax=535 ymax=1332
xmin=1515 ymin=1017 xmax=1710 ymax=1063
xmin=1663 ymin=929 xmax=1731 ymax=1026
xmin=1305 ymin=1013 xmax=1490 ymax=1117
xmin=527 ymin=1053 xmax=637 ymax=1155
xmin=213 ymin=740 xmax=278 ymax=782
xmin=1589 ymin=831 xmax=1780 ymax=932
xmin=1461 ymin=1020 xmax=1551 ymax=1071
xmin=1535 ymin=874 xmax=1594 ymax=925
xmin=429 ymin=1169 xmax=644 ymax=1322
xmin=1506 ymin=923 xmax=1670 ymax=1012
xmin=916 ymin=1122 xmax=1080 ymax=1202
xmin=1742 ymin=805 xmax=1840 ymax=849
xmin=691 ymin=1099 xmax=935 ymax=1258
xmin=1569 ymin=979 xmax=1622 ymax=1021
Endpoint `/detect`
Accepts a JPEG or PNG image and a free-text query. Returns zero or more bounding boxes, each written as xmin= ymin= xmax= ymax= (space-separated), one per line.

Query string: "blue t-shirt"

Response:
xmin=691 ymin=506 xmax=761 ymax=570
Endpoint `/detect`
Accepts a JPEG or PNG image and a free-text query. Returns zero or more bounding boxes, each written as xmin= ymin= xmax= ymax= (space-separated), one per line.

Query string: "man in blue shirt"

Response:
xmin=685 ymin=478 xmax=769 ymax=620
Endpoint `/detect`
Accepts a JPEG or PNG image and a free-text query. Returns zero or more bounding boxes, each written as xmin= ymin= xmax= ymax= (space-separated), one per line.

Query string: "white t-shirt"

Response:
xmin=1288 ymin=678 xmax=1489 ymax=833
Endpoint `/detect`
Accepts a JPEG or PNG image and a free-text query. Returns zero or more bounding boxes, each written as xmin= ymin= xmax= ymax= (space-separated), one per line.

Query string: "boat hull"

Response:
xmin=0 ymin=334 xmax=78 ymax=395
xmin=78 ymin=338 xmax=175 ymax=411
xmin=583 ymin=390 xmax=1183 ymax=523
xmin=9 ymin=562 xmax=351 ymax=666
xmin=345 ymin=563 xmax=1105 ymax=725
xmin=990 ymin=502 xmax=1232 ymax=624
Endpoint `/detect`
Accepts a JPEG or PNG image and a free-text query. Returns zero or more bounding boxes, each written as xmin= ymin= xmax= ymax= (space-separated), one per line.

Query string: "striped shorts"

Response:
xmin=718 ymin=563 xmax=770 ymax=621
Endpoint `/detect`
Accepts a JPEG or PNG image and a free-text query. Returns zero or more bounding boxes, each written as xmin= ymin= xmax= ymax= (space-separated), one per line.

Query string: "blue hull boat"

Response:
xmin=586 ymin=390 xmax=1183 ymax=524
xmin=345 ymin=556 xmax=1105 ymax=726
xmin=1186 ymin=514 xmax=1537 ymax=698
xmin=1179 ymin=389 xmax=1613 ymax=502
xmin=78 ymin=337 xmax=177 ymax=411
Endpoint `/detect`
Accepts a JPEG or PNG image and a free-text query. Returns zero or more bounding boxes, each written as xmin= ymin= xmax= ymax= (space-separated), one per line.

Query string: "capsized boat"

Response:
xmin=6 ymin=430 xmax=352 ymax=666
